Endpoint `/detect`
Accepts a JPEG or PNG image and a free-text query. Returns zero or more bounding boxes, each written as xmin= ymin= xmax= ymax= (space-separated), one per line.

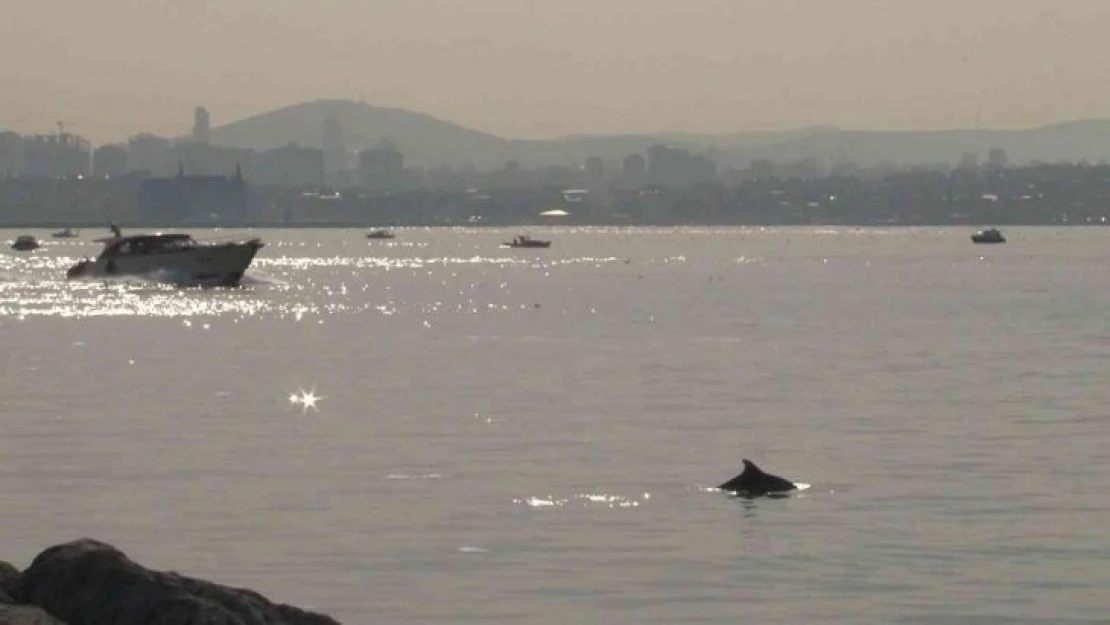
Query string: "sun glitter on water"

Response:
xmin=288 ymin=387 xmax=324 ymax=414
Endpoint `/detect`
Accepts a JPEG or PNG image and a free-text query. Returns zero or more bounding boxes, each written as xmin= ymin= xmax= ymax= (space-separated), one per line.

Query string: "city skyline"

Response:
xmin=4 ymin=1 xmax=1110 ymax=144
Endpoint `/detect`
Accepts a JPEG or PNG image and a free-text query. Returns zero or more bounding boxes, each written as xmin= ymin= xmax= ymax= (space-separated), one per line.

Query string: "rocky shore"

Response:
xmin=0 ymin=539 xmax=340 ymax=625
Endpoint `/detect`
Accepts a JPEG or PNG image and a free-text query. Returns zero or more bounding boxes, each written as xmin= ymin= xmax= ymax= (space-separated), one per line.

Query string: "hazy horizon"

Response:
xmin=4 ymin=0 xmax=1109 ymax=144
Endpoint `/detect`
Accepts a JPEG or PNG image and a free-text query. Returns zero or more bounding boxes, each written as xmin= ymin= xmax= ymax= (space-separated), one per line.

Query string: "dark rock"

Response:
xmin=0 ymin=561 xmax=20 ymax=602
xmin=16 ymin=539 xmax=340 ymax=625
xmin=0 ymin=604 xmax=68 ymax=625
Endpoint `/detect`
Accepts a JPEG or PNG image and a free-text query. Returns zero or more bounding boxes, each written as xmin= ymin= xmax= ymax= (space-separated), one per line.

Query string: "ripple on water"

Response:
xmin=385 ymin=473 xmax=445 ymax=480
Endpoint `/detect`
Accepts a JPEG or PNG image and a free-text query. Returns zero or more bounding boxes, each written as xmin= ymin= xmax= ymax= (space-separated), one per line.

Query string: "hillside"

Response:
xmin=209 ymin=99 xmax=513 ymax=169
xmin=717 ymin=120 xmax=1110 ymax=168
xmin=208 ymin=100 xmax=1110 ymax=170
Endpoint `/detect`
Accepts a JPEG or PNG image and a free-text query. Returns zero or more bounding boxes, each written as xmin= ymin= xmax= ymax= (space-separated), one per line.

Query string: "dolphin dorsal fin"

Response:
xmin=742 ymin=459 xmax=763 ymax=475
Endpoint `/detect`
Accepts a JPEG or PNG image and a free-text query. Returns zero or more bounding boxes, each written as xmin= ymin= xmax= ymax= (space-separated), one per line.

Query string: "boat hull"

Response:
xmin=67 ymin=239 xmax=263 ymax=287
xmin=504 ymin=241 xmax=551 ymax=248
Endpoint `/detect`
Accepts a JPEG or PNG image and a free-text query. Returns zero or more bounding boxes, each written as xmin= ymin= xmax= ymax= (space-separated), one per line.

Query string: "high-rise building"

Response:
xmin=128 ymin=133 xmax=173 ymax=176
xmin=0 ymin=131 xmax=25 ymax=177
xmin=358 ymin=143 xmax=404 ymax=190
xmin=192 ymin=107 xmax=211 ymax=145
xmin=584 ymin=156 xmax=606 ymax=190
xmin=621 ymin=153 xmax=647 ymax=189
xmin=136 ymin=168 xmax=247 ymax=222
xmin=253 ymin=143 xmax=325 ymax=186
xmin=93 ymin=144 xmax=128 ymax=178
xmin=23 ymin=132 xmax=91 ymax=177
xmin=987 ymin=147 xmax=1009 ymax=170
xmin=646 ymin=144 xmax=717 ymax=188
xmin=171 ymin=142 xmax=251 ymax=177
xmin=321 ymin=116 xmax=346 ymax=182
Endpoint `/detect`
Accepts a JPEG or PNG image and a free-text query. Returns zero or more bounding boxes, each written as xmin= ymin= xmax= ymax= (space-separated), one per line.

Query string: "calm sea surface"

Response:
xmin=1 ymin=226 xmax=1108 ymax=624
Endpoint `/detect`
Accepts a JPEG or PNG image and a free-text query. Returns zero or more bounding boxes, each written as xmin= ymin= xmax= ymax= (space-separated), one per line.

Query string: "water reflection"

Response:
xmin=1 ymin=247 xmax=627 ymax=319
xmin=737 ymin=497 xmax=758 ymax=520
xmin=514 ymin=493 xmax=649 ymax=509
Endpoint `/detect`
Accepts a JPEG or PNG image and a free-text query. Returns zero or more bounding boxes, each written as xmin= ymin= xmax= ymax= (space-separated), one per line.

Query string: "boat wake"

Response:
xmin=237 ymin=271 xmax=283 ymax=288
xmin=67 ymin=269 xmax=269 ymax=290
xmin=78 ymin=273 xmax=177 ymax=289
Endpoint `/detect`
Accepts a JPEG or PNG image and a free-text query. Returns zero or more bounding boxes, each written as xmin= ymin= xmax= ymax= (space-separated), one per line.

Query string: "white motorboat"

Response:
xmin=66 ymin=231 xmax=264 ymax=287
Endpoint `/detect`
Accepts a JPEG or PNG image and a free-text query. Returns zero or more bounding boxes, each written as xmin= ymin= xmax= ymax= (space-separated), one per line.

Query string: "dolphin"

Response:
xmin=718 ymin=459 xmax=798 ymax=498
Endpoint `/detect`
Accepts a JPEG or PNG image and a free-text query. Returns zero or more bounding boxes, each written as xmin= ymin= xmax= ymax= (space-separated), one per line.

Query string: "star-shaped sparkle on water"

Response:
xmin=288 ymin=387 xmax=324 ymax=414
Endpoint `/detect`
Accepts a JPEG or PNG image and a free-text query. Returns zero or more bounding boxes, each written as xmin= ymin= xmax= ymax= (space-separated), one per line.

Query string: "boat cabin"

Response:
xmin=971 ymin=228 xmax=1005 ymax=243
xmin=99 ymin=234 xmax=199 ymax=258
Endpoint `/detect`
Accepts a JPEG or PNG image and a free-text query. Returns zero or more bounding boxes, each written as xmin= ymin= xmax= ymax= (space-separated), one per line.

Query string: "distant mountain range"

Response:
xmin=209 ymin=99 xmax=1110 ymax=170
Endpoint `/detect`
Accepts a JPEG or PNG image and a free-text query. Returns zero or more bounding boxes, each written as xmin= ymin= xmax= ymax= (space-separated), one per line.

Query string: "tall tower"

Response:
xmin=192 ymin=107 xmax=211 ymax=144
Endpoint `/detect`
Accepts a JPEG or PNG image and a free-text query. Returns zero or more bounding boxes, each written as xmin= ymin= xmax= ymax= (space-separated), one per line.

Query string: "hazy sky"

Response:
xmin=3 ymin=0 xmax=1109 ymax=143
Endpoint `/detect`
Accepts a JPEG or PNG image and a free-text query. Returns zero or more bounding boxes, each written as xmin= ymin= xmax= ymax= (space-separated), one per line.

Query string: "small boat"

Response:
xmin=503 ymin=235 xmax=551 ymax=248
xmin=366 ymin=229 xmax=396 ymax=240
xmin=11 ymin=235 xmax=41 ymax=251
xmin=51 ymin=228 xmax=79 ymax=238
xmin=971 ymin=228 xmax=1005 ymax=244
xmin=66 ymin=227 xmax=264 ymax=287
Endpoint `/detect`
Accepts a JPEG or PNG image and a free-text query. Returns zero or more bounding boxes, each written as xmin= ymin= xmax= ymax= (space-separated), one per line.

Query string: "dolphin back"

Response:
xmin=718 ymin=459 xmax=797 ymax=496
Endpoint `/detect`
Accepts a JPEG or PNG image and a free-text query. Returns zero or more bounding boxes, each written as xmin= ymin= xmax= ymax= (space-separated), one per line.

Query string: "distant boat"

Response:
xmin=11 ymin=235 xmax=41 ymax=251
xmin=503 ymin=235 xmax=551 ymax=248
xmin=971 ymin=228 xmax=1005 ymax=244
xmin=366 ymin=229 xmax=395 ymax=240
xmin=51 ymin=228 xmax=79 ymax=238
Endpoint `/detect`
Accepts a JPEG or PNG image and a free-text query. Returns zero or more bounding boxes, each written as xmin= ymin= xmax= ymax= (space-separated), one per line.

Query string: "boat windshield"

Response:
xmin=105 ymin=235 xmax=198 ymax=257
xmin=155 ymin=236 xmax=198 ymax=251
